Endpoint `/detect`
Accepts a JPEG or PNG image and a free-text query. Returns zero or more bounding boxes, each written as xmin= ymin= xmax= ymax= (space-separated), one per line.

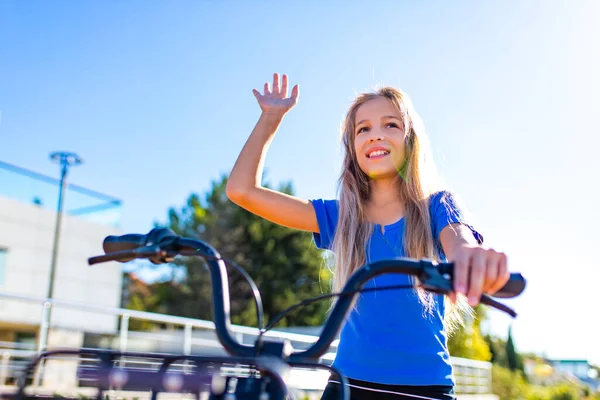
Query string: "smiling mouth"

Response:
xmin=367 ymin=150 xmax=390 ymax=158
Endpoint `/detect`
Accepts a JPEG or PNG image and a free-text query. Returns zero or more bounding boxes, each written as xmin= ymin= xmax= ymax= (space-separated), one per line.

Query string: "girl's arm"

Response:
xmin=226 ymin=73 xmax=319 ymax=233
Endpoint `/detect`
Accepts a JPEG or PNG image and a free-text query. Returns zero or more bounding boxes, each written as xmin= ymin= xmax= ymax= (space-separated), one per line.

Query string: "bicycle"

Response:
xmin=7 ymin=227 xmax=526 ymax=400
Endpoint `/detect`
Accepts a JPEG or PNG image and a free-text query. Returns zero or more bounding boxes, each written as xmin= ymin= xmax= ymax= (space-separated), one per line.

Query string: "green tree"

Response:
xmin=506 ymin=326 xmax=525 ymax=373
xmin=151 ymin=175 xmax=332 ymax=328
xmin=485 ymin=334 xmax=508 ymax=366
xmin=122 ymin=272 xmax=186 ymax=331
xmin=448 ymin=304 xmax=492 ymax=361
xmin=491 ymin=364 xmax=530 ymax=400
xmin=548 ymin=384 xmax=583 ymax=400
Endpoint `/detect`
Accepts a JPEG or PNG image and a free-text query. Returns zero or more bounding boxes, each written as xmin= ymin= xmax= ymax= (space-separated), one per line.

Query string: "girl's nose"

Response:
xmin=369 ymin=135 xmax=383 ymax=142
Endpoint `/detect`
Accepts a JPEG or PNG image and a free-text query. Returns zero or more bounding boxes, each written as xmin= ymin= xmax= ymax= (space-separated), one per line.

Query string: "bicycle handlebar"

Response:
xmin=90 ymin=228 xmax=526 ymax=363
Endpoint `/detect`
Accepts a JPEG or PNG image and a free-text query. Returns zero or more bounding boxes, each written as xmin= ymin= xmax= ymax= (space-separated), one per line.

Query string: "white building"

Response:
xmin=0 ymin=160 xmax=124 ymax=348
xmin=550 ymin=359 xmax=596 ymax=381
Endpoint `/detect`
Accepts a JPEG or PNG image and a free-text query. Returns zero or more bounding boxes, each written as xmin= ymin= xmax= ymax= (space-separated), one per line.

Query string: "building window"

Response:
xmin=0 ymin=248 xmax=7 ymax=285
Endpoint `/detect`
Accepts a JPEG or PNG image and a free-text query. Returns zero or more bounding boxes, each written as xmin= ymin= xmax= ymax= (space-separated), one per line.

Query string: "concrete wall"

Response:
xmin=0 ymin=195 xmax=123 ymax=333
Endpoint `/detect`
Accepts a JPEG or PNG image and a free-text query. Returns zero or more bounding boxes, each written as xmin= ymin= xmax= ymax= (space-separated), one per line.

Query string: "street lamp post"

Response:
xmin=46 ymin=151 xmax=84 ymax=302
xmin=37 ymin=151 xmax=84 ymax=356
xmin=34 ymin=152 xmax=83 ymax=384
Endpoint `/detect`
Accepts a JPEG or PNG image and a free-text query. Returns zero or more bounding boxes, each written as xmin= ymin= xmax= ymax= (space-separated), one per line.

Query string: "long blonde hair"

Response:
xmin=330 ymin=87 xmax=470 ymax=333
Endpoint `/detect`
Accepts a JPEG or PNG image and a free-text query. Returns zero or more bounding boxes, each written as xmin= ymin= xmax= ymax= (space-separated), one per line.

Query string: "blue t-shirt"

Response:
xmin=310 ymin=190 xmax=483 ymax=386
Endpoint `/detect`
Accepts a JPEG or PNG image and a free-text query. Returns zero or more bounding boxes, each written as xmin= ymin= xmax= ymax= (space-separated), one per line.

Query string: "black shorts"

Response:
xmin=320 ymin=377 xmax=456 ymax=400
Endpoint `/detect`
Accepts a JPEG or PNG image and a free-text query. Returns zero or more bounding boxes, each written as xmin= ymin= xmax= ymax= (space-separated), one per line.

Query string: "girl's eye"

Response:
xmin=356 ymin=126 xmax=369 ymax=134
xmin=386 ymin=122 xmax=399 ymax=129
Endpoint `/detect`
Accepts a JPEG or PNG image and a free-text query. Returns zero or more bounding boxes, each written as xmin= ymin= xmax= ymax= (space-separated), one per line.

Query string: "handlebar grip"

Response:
xmin=103 ymin=234 xmax=148 ymax=254
xmin=492 ymin=272 xmax=526 ymax=298
xmin=102 ymin=228 xmax=179 ymax=255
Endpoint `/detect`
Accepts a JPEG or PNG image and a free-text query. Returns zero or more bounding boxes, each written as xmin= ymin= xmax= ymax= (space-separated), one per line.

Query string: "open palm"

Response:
xmin=253 ymin=73 xmax=299 ymax=114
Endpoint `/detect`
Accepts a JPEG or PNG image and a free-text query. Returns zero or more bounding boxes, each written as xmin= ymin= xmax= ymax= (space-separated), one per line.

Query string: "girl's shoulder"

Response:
xmin=309 ymin=199 xmax=340 ymax=250
xmin=428 ymin=189 xmax=454 ymax=205
xmin=428 ymin=190 xmax=464 ymax=216
xmin=428 ymin=189 xmax=483 ymax=244
xmin=310 ymin=198 xmax=339 ymax=218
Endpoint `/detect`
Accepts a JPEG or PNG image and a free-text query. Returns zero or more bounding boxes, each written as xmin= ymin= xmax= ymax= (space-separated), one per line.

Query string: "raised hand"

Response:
xmin=252 ymin=73 xmax=299 ymax=116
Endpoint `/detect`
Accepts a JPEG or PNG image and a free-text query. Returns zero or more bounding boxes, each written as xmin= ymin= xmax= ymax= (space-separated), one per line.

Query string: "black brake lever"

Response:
xmin=480 ymin=294 xmax=517 ymax=317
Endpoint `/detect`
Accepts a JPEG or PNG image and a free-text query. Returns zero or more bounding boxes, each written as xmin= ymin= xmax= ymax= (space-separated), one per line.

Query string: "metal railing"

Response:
xmin=0 ymin=291 xmax=492 ymax=394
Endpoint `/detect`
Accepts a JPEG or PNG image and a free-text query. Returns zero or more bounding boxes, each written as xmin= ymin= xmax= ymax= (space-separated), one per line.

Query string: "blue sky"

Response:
xmin=1 ymin=1 xmax=599 ymax=364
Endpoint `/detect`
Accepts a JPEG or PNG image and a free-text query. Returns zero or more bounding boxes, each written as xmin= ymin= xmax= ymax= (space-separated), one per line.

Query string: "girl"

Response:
xmin=226 ymin=73 xmax=509 ymax=400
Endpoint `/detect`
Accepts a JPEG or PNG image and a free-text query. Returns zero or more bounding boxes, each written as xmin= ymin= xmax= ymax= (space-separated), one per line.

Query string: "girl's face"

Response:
xmin=353 ymin=96 xmax=408 ymax=180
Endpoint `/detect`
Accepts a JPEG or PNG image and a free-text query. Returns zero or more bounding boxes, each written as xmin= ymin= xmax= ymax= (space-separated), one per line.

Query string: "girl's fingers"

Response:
xmin=281 ymin=74 xmax=288 ymax=97
xmin=448 ymin=291 xmax=457 ymax=304
xmin=483 ymin=252 xmax=499 ymax=293
xmin=290 ymin=84 xmax=299 ymax=102
xmin=488 ymin=252 xmax=509 ymax=294
xmin=272 ymin=73 xmax=280 ymax=93
xmin=467 ymin=249 xmax=486 ymax=306
xmin=453 ymin=252 xmax=470 ymax=298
